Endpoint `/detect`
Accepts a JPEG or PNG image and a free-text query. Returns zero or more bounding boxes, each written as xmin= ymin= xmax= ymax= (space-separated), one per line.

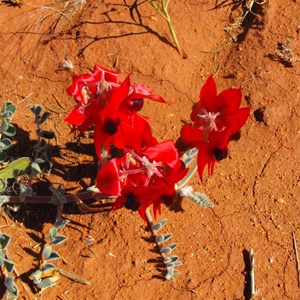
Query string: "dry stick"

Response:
xmin=292 ymin=231 xmax=300 ymax=287
xmin=249 ymin=249 xmax=258 ymax=299
xmin=55 ymin=268 xmax=90 ymax=286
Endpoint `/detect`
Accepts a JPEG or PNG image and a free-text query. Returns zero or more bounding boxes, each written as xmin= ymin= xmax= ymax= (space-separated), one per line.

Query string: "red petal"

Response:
xmin=96 ymin=159 xmax=121 ymax=195
xmin=216 ymin=88 xmax=242 ymax=114
xmin=64 ymin=107 xmax=87 ymax=126
xmin=197 ymin=143 xmax=210 ymax=181
xmin=199 ymin=75 xmax=217 ymax=112
xmin=130 ymin=83 xmax=167 ymax=103
xmin=180 ymin=124 xmax=203 ymax=147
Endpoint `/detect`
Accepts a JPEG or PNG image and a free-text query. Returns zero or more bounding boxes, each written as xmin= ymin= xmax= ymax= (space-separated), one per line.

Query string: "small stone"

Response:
xmin=276 ymin=198 xmax=286 ymax=204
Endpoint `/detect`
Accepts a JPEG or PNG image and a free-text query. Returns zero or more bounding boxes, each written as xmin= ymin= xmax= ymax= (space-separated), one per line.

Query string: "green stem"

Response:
xmin=148 ymin=0 xmax=181 ymax=54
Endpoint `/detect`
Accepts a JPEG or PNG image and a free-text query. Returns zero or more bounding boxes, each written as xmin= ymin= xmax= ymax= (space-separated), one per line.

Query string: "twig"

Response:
xmin=292 ymin=231 xmax=300 ymax=287
xmin=249 ymin=248 xmax=258 ymax=299
xmin=56 ymin=268 xmax=90 ymax=285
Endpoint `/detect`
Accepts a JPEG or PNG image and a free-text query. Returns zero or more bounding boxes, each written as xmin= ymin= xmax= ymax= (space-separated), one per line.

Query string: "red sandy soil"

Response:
xmin=0 ymin=0 xmax=299 ymax=299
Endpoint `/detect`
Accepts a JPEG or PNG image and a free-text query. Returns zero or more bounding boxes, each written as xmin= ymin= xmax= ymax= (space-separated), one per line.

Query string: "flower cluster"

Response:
xmin=65 ymin=66 xmax=250 ymax=221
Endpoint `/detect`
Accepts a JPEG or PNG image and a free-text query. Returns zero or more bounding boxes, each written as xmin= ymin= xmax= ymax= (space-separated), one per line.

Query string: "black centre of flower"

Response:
xmin=124 ymin=193 xmax=140 ymax=211
xmin=104 ymin=118 xmax=120 ymax=135
xmin=128 ymin=98 xmax=144 ymax=111
xmin=212 ymin=148 xmax=228 ymax=161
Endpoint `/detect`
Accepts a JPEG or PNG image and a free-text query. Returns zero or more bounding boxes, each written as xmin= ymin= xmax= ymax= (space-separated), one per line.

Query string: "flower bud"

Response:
xmin=128 ymin=98 xmax=144 ymax=111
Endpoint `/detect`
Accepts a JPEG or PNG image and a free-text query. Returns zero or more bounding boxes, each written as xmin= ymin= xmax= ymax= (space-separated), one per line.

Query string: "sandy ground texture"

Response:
xmin=0 ymin=0 xmax=299 ymax=299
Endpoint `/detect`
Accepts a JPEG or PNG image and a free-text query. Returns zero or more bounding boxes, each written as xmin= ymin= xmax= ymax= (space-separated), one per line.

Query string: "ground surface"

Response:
xmin=0 ymin=0 xmax=299 ymax=299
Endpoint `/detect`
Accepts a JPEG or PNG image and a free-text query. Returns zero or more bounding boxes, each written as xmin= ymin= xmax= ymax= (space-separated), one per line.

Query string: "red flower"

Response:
xmin=180 ymin=76 xmax=250 ymax=180
xmin=96 ymin=140 xmax=188 ymax=222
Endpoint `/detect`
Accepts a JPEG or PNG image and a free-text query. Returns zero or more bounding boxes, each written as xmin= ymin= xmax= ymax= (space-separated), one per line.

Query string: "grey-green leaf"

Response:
xmin=0 ymin=233 xmax=10 ymax=249
xmin=42 ymin=245 xmax=52 ymax=260
xmin=31 ymin=161 xmax=42 ymax=174
xmin=0 ymin=138 xmax=13 ymax=150
xmin=40 ymin=112 xmax=51 ymax=124
xmin=152 ymin=218 xmax=168 ymax=232
xmin=54 ymin=218 xmax=69 ymax=229
xmin=3 ymin=258 xmax=14 ymax=273
xmin=37 ymin=278 xmax=56 ymax=290
xmin=36 ymin=129 xmax=55 ymax=139
xmin=48 ymin=251 xmax=60 ymax=261
xmin=3 ymin=124 xmax=16 ymax=137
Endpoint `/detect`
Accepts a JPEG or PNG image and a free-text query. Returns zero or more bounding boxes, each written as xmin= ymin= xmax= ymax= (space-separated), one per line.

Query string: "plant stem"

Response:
xmin=145 ymin=208 xmax=166 ymax=259
xmin=148 ymin=0 xmax=181 ymax=55
xmin=0 ymin=191 xmax=116 ymax=204
xmin=177 ymin=161 xmax=198 ymax=190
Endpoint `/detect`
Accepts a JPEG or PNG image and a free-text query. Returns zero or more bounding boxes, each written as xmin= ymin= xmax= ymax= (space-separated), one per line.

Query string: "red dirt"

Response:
xmin=0 ymin=0 xmax=299 ymax=299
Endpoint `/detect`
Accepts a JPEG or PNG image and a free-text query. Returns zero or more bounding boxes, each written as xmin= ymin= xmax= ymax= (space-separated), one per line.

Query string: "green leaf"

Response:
xmin=31 ymin=161 xmax=41 ymax=174
xmin=4 ymin=276 xmax=18 ymax=297
xmin=48 ymin=251 xmax=60 ymax=261
xmin=0 ymin=178 xmax=7 ymax=193
xmin=42 ymin=244 xmax=52 ymax=260
xmin=0 ymin=233 xmax=10 ymax=249
xmin=160 ymin=243 xmax=177 ymax=254
xmin=0 ymin=138 xmax=13 ymax=150
xmin=52 ymin=235 xmax=67 ymax=246
xmin=49 ymin=227 xmax=58 ymax=243
xmin=40 ymin=112 xmax=51 ymax=124
xmin=152 ymin=219 xmax=168 ymax=232
xmin=0 ymin=157 xmax=31 ymax=179
xmin=29 ymin=105 xmax=42 ymax=117
xmin=3 ymin=258 xmax=14 ymax=273
xmin=36 ymin=129 xmax=55 ymax=139
xmin=37 ymin=278 xmax=56 ymax=290
xmin=3 ymin=124 xmax=16 ymax=137
xmin=41 ymin=263 xmax=55 ymax=271
xmin=2 ymin=102 xmax=16 ymax=118
xmin=54 ymin=218 xmax=69 ymax=229
xmin=0 ymin=119 xmax=9 ymax=133
xmin=34 ymin=158 xmax=46 ymax=164
xmin=31 ymin=269 xmax=42 ymax=284
xmin=156 ymin=233 xmax=173 ymax=244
